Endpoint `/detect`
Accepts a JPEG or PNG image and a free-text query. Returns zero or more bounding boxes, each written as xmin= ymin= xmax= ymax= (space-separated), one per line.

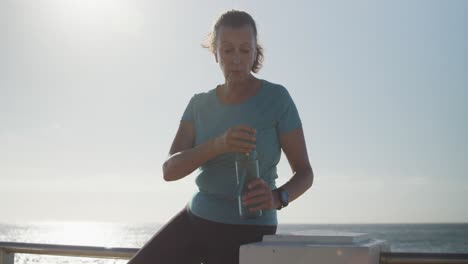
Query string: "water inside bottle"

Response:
xmin=235 ymin=152 xmax=262 ymax=219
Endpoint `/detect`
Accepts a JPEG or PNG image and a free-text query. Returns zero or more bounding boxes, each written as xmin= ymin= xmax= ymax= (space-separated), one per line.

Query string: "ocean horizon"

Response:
xmin=1 ymin=222 xmax=468 ymax=263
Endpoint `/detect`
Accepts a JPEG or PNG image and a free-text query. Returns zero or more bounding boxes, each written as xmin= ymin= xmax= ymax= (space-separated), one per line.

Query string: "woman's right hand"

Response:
xmin=214 ymin=125 xmax=257 ymax=154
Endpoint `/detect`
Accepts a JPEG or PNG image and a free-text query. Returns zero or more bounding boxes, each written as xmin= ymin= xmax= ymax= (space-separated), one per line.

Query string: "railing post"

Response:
xmin=0 ymin=248 xmax=15 ymax=264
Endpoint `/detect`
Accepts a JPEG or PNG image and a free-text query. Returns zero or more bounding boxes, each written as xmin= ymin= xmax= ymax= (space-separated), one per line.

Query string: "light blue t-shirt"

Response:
xmin=181 ymin=79 xmax=302 ymax=226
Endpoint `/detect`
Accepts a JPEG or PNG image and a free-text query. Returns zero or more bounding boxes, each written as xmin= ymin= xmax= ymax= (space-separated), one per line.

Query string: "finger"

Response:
xmin=243 ymin=195 xmax=271 ymax=207
xmin=234 ymin=124 xmax=257 ymax=135
xmin=228 ymin=142 xmax=255 ymax=154
xmin=243 ymin=188 xmax=268 ymax=201
xmin=230 ymin=130 xmax=256 ymax=143
xmin=249 ymin=202 xmax=272 ymax=212
xmin=232 ymin=147 xmax=254 ymax=154
xmin=247 ymin=179 xmax=268 ymax=190
xmin=229 ymin=138 xmax=256 ymax=149
xmin=240 ymin=147 xmax=255 ymax=153
xmin=227 ymin=132 xmax=256 ymax=147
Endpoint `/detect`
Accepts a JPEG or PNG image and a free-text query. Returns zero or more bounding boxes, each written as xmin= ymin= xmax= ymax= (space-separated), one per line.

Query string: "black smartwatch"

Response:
xmin=275 ymin=187 xmax=289 ymax=210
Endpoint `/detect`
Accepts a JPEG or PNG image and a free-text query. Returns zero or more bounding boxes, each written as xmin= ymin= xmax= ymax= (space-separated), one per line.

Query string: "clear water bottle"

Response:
xmin=235 ymin=150 xmax=262 ymax=219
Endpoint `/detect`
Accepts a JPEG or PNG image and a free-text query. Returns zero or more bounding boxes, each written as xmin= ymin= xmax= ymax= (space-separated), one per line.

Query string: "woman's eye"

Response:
xmin=241 ymin=49 xmax=250 ymax=53
xmin=224 ymin=49 xmax=233 ymax=53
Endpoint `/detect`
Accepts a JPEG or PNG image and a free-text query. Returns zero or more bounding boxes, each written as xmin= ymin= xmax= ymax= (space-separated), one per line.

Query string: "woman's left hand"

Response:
xmin=242 ymin=178 xmax=277 ymax=212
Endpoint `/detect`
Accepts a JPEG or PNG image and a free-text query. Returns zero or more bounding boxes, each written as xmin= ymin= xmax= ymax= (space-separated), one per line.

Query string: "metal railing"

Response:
xmin=0 ymin=242 xmax=137 ymax=264
xmin=1 ymin=241 xmax=468 ymax=264
xmin=380 ymin=252 xmax=468 ymax=264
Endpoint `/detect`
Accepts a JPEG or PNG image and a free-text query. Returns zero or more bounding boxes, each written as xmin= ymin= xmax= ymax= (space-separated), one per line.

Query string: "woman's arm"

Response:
xmin=162 ymin=122 xmax=257 ymax=181
xmin=243 ymin=127 xmax=313 ymax=211
xmin=162 ymin=121 xmax=216 ymax=181
xmin=273 ymin=127 xmax=314 ymax=207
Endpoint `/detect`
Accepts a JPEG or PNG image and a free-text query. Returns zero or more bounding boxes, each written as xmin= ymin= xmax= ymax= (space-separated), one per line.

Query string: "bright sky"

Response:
xmin=1 ymin=0 xmax=467 ymax=224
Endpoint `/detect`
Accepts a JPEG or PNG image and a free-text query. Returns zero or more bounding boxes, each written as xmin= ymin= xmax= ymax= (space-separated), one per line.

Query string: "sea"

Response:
xmin=1 ymin=222 xmax=467 ymax=264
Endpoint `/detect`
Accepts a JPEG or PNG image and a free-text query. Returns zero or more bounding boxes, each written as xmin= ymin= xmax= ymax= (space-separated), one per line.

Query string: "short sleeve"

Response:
xmin=277 ymin=90 xmax=302 ymax=135
xmin=181 ymin=95 xmax=196 ymax=122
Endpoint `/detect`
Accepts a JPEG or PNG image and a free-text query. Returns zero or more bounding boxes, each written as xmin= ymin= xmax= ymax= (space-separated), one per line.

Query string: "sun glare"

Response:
xmin=40 ymin=222 xmax=121 ymax=247
xmin=46 ymin=0 xmax=144 ymax=36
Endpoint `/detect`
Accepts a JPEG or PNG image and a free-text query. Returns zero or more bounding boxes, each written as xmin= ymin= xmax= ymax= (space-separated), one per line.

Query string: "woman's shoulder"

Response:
xmin=189 ymin=87 xmax=216 ymax=102
xmin=262 ymin=79 xmax=292 ymax=98
xmin=184 ymin=87 xmax=218 ymax=112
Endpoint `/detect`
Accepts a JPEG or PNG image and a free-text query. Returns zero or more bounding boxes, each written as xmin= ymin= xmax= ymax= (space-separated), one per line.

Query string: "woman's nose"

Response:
xmin=233 ymin=56 xmax=240 ymax=64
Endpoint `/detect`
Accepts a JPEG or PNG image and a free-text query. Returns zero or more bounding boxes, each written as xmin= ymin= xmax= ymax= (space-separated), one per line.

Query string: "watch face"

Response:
xmin=280 ymin=189 xmax=289 ymax=205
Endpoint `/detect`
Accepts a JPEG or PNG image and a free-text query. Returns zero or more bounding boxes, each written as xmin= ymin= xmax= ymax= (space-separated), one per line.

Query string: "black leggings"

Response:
xmin=127 ymin=205 xmax=277 ymax=264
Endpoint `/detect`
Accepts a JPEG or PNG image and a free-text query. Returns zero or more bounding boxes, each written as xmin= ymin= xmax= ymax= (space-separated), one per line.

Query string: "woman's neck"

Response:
xmin=220 ymin=75 xmax=260 ymax=104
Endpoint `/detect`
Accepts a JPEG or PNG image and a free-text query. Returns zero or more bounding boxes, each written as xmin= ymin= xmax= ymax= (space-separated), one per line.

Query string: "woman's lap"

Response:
xmin=127 ymin=205 xmax=277 ymax=264
xmin=127 ymin=207 xmax=203 ymax=264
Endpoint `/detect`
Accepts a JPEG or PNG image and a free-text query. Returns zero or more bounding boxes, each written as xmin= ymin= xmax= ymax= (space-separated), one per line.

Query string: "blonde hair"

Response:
xmin=202 ymin=10 xmax=264 ymax=73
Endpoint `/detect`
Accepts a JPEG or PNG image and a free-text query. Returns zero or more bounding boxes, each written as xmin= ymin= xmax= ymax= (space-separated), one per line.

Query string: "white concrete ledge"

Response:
xmin=240 ymin=230 xmax=389 ymax=264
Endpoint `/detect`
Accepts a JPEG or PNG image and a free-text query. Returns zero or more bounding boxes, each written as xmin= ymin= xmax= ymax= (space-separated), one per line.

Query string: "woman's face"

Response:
xmin=215 ymin=25 xmax=257 ymax=83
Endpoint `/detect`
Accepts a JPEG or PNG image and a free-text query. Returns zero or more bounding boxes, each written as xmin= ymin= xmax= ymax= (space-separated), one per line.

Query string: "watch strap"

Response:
xmin=275 ymin=187 xmax=289 ymax=210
